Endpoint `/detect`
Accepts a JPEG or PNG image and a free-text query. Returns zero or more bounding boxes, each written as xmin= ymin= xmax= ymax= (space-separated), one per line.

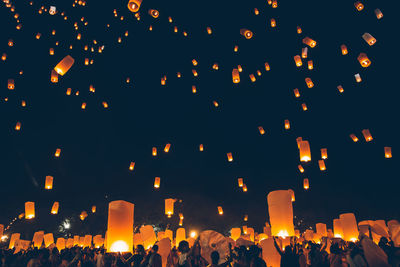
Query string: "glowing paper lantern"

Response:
xmin=308 ymin=60 xmax=313 ymax=70
xmin=249 ymin=74 xmax=256 ymax=82
xmin=238 ymin=178 xmax=244 ymax=187
xmin=270 ymin=18 xmax=276 ymax=27
xmin=92 ymin=205 xmax=96 ymax=213
xmin=265 ymin=62 xmax=270 ymax=71
xmin=164 ymin=143 xmax=171 ymax=153
xmin=260 ymin=238 xmax=281 ymax=267
xmin=341 ymin=44 xmax=348 ymax=55
xmin=297 ymin=26 xmax=302 ymax=34
xmin=337 ymin=85 xmax=344 ymax=93
xmin=152 ymin=147 xmax=157 ymax=156
xmin=127 ymin=0 xmax=142 ymax=12
xmin=339 ymin=213 xmax=359 ymax=242
xmin=318 ymin=160 xmax=326 ymax=171
xmin=165 ymin=198 xmax=176 ymax=217
xmin=294 ymin=55 xmax=302 ymax=67
xmin=32 ymin=231 xmax=44 ymax=248
xmin=243 ymin=184 xmax=248 ymax=192
xmin=293 ymin=88 xmax=300 ymax=98
xmin=299 ymin=140 xmax=311 ymax=162
xmin=302 ymin=47 xmax=308 ymax=58
xmin=129 ymin=162 xmax=135 ymax=171
xmin=357 ymin=53 xmax=371 ymax=67
xmin=25 ymin=202 xmax=35 ymax=219
xmin=217 ymin=206 xmax=223 ymax=215
xmin=316 ymin=223 xmax=327 ymax=237
xmin=148 ymin=9 xmax=159 ymax=18
xmin=284 ymin=120 xmax=290 ymax=130
xmin=374 ymin=9 xmax=383 ymax=19
xmin=51 ymin=70 xmax=58 ymax=83
xmin=303 ymin=178 xmax=309 ymax=190
xmin=267 ymin=190 xmax=295 ymax=237
xmin=154 ymin=177 xmax=160 ymax=188
xmin=298 ymin=165 xmax=304 ymax=173
xmin=206 ymin=27 xmax=212 ymax=34
xmin=258 ymin=126 xmax=265 ymax=135
xmin=305 ymin=77 xmax=314 ymax=88
xmin=66 ymin=238 xmax=74 ymax=248
xmin=73 ymin=236 xmax=80 ymax=246
xmin=9 ymin=233 xmax=21 ymax=249
xmin=51 ymin=202 xmax=59 ymax=214
xmin=384 ymin=147 xmax=392 ymax=158
xmin=15 ymin=121 xmax=21 ymax=130
xmin=287 ymin=189 xmax=295 ymax=202
xmin=350 ymin=134 xmax=359 ymax=142
xmin=320 ymin=148 xmax=328 ymax=159
xmin=80 ymin=211 xmax=88 ymax=220
xmin=240 ymin=29 xmax=253 ymax=39
xmin=176 ymin=228 xmax=186 ymax=246
xmin=355 ymin=73 xmax=362 ymax=83
xmin=302 ymin=37 xmax=317 ymax=48
xmin=227 ymin=152 xmax=233 ymax=162
xmin=106 ymin=200 xmax=134 ymax=253
xmin=199 ymin=144 xmax=204 ymax=151
xmin=231 ymin=228 xmax=241 ymax=241
xmin=362 ymin=129 xmax=373 ymax=142
xmin=83 ymin=235 xmax=92 ymax=247
xmin=232 ymin=69 xmax=240 ymax=83
xmin=44 ymin=233 xmax=54 ymax=247
xmin=354 ymin=1 xmax=364 ymax=11
xmin=7 ymin=79 xmax=15 ymax=90
xmin=45 ymin=175 xmax=53 ymax=189
xmin=56 ymin=238 xmax=66 ymax=250
xmin=140 ymin=225 xmax=157 ymax=249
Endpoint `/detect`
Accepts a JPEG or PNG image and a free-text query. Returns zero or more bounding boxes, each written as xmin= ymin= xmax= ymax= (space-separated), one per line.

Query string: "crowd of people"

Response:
xmin=0 ymin=234 xmax=399 ymax=267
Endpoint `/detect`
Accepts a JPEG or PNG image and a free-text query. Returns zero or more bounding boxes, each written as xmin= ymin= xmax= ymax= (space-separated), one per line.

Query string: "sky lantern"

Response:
xmin=341 ymin=44 xmax=348 ymax=55
xmin=15 ymin=122 xmax=21 ymax=131
xmin=296 ymin=137 xmax=303 ymax=148
xmin=45 ymin=176 xmax=53 ymax=189
xmin=284 ymin=120 xmax=290 ymax=130
xmin=191 ymin=59 xmax=198 ymax=66
xmin=254 ymin=8 xmax=259 ymax=15
xmin=43 ymin=233 xmax=54 ymax=248
xmin=272 ymin=0 xmax=277 ymax=8
xmin=129 ymin=162 xmax=135 ymax=171
xmin=32 ymin=231 xmax=44 ymax=248
xmin=265 ymin=62 xmax=270 ymax=71
xmin=243 ymin=184 xmax=248 ymax=192
xmin=192 ymin=70 xmax=198 ymax=77
xmin=267 ymin=190 xmax=295 ymax=237
xmin=374 ymin=9 xmax=383 ymax=19
xmin=51 ymin=70 xmax=58 ymax=83
xmin=297 ymin=26 xmax=302 ymax=34
xmin=56 ymin=238 xmax=66 ymax=251
xmin=206 ymin=27 xmax=212 ymax=34
xmin=337 ymin=85 xmax=344 ymax=93
xmin=176 ymin=228 xmax=186 ymax=246
xmin=238 ymin=65 xmax=243 ymax=72
xmin=140 ymin=225 xmax=157 ymax=249
xmin=354 ymin=73 xmax=362 ymax=83
xmin=357 ymin=53 xmax=371 ymax=67
xmin=238 ymin=178 xmax=244 ymax=187
xmin=240 ymin=28 xmax=253 ymax=39
xmin=227 ymin=152 xmax=233 ymax=162
xmin=55 ymin=148 xmax=61 ymax=157
xmin=102 ymin=102 xmax=109 ymax=108
xmin=318 ymin=160 xmax=326 ymax=171
xmin=354 ymin=1 xmax=364 ymax=11
xmin=244 ymin=214 xmax=248 ymax=221
xmin=339 ymin=213 xmax=359 ymax=242
xmin=299 ymin=140 xmax=311 ymax=162
xmin=9 ymin=233 xmax=20 ymax=249
xmin=107 ymin=200 xmax=134 ymax=253
xmin=258 ymin=126 xmax=265 ymax=135
xmin=321 ymin=148 xmax=328 ymax=159
xmin=294 ymin=55 xmax=302 ymax=67
xmin=293 ymin=88 xmax=300 ymax=98
xmin=298 ymin=165 xmax=304 ymax=173
xmin=234 ymin=45 xmax=239 ymax=52
xmin=154 ymin=177 xmax=160 ymax=188
xmin=287 ymin=189 xmax=295 ymax=202
xmin=164 ymin=143 xmax=171 ymax=153
xmin=51 ymin=202 xmax=59 ymax=214
xmin=25 ymin=202 xmax=35 ymax=219
xmin=49 ymin=48 xmax=54 ymax=55
xmin=152 ymin=147 xmax=157 ymax=156
xmin=305 ymin=77 xmax=314 ymax=88
xmin=1 ymin=53 xmax=6 ymax=61
xmin=270 ymin=18 xmax=276 ymax=27
xmin=192 ymin=85 xmax=197 ymax=94
xmin=303 ymin=178 xmax=309 ymax=190
xmin=54 ymin=55 xmax=75 ymax=75
xmin=92 ymin=205 xmax=96 ymax=213
xmin=308 ymin=60 xmax=314 ymax=70
xmin=302 ymin=37 xmax=317 ymax=48
xmin=217 ymin=206 xmax=223 ymax=215
xmin=199 ymin=144 xmax=204 ymax=151
xmin=7 ymin=79 xmax=15 ymax=90
xmin=148 ymin=9 xmax=159 ymax=18
xmin=232 ymin=69 xmax=240 ymax=83
xmin=8 ymin=39 xmax=14 ymax=47
xmin=350 ymin=134 xmax=359 ymax=142
xmin=81 ymin=103 xmax=87 ymax=110
xmin=362 ymin=129 xmax=373 ymax=142
xmin=213 ymin=101 xmax=219 ymax=107
xmin=127 ymin=0 xmax=142 ymax=12
xmin=212 ymin=63 xmax=219 ymax=70
xmin=302 ymin=47 xmax=308 ymax=58
xmin=384 ymin=147 xmax=392 ymax=158
xmin=80 ymin=211 xmax=88 ymax=220
xmin=249 ymin=74 xmax=256 ymax=82
xmin=165 ymin=198 xmax=176 ymax=217
xmin=231 ymin=228 xmax=241 ymax=241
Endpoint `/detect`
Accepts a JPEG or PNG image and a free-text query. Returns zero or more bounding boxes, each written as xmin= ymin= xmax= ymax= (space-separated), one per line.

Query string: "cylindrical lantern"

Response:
xmin=164 ymin=143 xmax=171 ymax=153
xmin=321 ymin=148 xmax=328 ymax=159
xmin=294 ymin=55 xmax=302 ymax=67
xmin=258 ymin=126 xmax=265 ymax=135
xmin=231 ymin=228 xmax=241 ymax=241
xmin=32 ymin=231 xmax=44 ymax=248
xmin=238 ymin=178 xmax=244 ymax=187
xmin=333 ymin=219 xmax=343 ymax=238
xmin=9 ymin=233 xmax=21 ymax=249
xmin=129 ymin=162 xmax=135 ymax=171
xmin=154 ymin=177 xmax=160 ymax=188
xmin=165 ymin=198 xmax=176 ymax=217
xmin=293 ymin=88 xmax=300 ymax=98
xmin=45 ymin=175 xmax=53 ymax=189
xmin=199 ymin=144 xmax=204 ymax=151
xmin=339 ymin=213 xmax=359 ymax=242
xmin=54 ymin=55 xmax=74 ymax=75
xmin=92 ymin=205 xmax=96 ymax=213
xmin=56 ymin=238 xmax=66 ymax=250
xmin=299 ymin=140 xmax=311 ymax=162
xmin=267 ymin=190 xmax=295 ymax=237
xmin=354 ymin=1 xmax=364 ymax=11
xmin=176 ymin=228 xmax=186 ymax=246
xmin=357 ymin=53 xmax=371 ymax=67
xmin=305 ymin=77 xmax=314 ymax=88
xmin=298 ymin=165 xmax=304 ymax=173
xmin=316 ymin=223 xmax=327 ymax=237
xmin=148 ymin=9 xmax=159 ymax=18
xmin=51 ymin=70 xmax=59 ymax=83
xmin=7 ymin=79 xmax=15 ymax=90
xmin=355 ymin=73 xmax=362 ymax=83
xmin=318 ymin=160 xmax=326 ymax=171
xmin=384 ymin=147 xmax=392 ymax=158
xmin=217 ymin=206 xmax=223 ymax=215
xmin=83 ymin=235 xmax=92 ymax=248
xmin=302 ymin=37 xmax=317 ymax=48
xmin=303 ymin=178 xmax=309 ymax=190
xmin=240 ymin=29 xmax=253 ymax=39
xmin=51 ymin=202 xmax=59 ymax=214
xmin=350 ymin=134 xmax=359 ymax=142
xmin=140 ymin=225 xmax=157 ymax=250
xmin=297 ymin=26 xmax=302 ymax=34
xmin=44 ymin=233 xmax=54 ymax=247
xmin=307 ymin=60 xmax=313 ymax=70
xmin=341 ymin=44 xmax=348 ymax=55
xmin=374 ymin=9 xmax=383 ymax=19
xmin=152 ymin=147 xmax=157 ymax=156
xmin=106 ymin=200 xmax=134 ymax=253
xmin=227 ymin=152 xmax=233 ymax=162
xmin=362 ymin=129 xmax=373 ymax=142
xmin=302 ymin=47 xmax=308 ymax=58
xmin=362 ymin=33 xmax=376 ymax=46
xmin=25 ymin=202 xmax=35 ymax=219
xmin=284 ymin=120 xmax=290 ymax=130
xmin=232 ymin=69 xmax=240 ymax=83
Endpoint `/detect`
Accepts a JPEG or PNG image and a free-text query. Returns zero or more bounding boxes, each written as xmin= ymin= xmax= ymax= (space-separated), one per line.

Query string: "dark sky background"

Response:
xmin=0 ymin=0 xmax=398 ymax=239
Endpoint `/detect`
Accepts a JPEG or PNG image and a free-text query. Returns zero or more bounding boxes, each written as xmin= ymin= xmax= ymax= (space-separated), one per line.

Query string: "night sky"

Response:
xmin=0 ymin=0 xmax=398 ymax=238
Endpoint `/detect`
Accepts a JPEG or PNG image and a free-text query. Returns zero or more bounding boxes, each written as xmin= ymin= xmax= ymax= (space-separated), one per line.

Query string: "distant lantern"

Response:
xmin=51 ymin=202 xmax=59 ymax=214
xmin=244 ymin=214 xmax=248 ymax=221
xmin=301 ymin=47 xmax=308 ymax=58
xmin=284 ymin=120 xmax=290 ymax=130
xmin=49 ymin=48 xmax=54 ymax=55
xmin=270 ymin=18 xmax=276 ymax=27
xmin=318 ymin=160 xmax=326 ymax=171
xmin=337 ymin=85 xmax=344 ymax=93
xmin=54 ymin=55 xmax=75 ymax=75
xmin=51 ymin=70 xmax=59 ymax=83
xmin=350 ymin=134 xmax=359 ymax=142
xmin=256 ymin=70 xmax=262 ymax=76
xmin=192 ymin=69 xmax=198 ymax=77
xmin=302 ymin=37 xmax=317 ymax=48
xmin=357 ymin=53 xmax=371 ymax=67
xmin=254 ymin=8 xmax=259 ymax=15
xmin=231 ymin=228 xmax=241 ymax=241
xmin=333 ymin=218 xmax=343 ymax=238
xmin=293 ymin=88 xmax=300 ymax=98
xmin=127 ymin=0 xmax=142 ymax=12
xmin=92 ymin=205 xmax=96 ymax=213
xmin=383 ymin=146 xmax=392 ymax=159
xmin=217 ymin=206 xmax=223 ymax=215
xmin=129 ymin=162 xmax=135 ymax=171
xmin=354 ymin=1 xmax=364 ymax=11
xmin=80 ymin=211 xmax=88 ymax=220
xmin=148 ymin=9 xmax=159 ymax=18
xmin=249 ymin=74 xmax=256 ymax=82
xmin=354 ymin=73 xmax=362 ymax=83
xmin=238 ymin=65 xmax=243 ymax=72
xmin=25 ymin=202 xmax=35 ymax=219
xmin=212 ymin=63 xmax=219 ymax=70
xmin=243 ymin=184 xmax=248 ymax=192
xmin=45 ymin=176 xmax=53 ymax=189
xmin=81 ymin=103 xmax=86 ymax=110
xmin=305 ymin=77 xmax=314 ymax=88
xmin=176 ymin=228 xmax=186 ymax=246
xmin=316 ymin=223 xmax=327 ymax=237
xmin=55 ymin=148 xmax=61 ymax=157
xmin=77 ymin=33 xmax=81 ymax=40
xmin=288 ymin=189 xmax=295 ymax=202
xmin=308 ymin=60 xmax=313 ymax=70
xmin=8 ymin=39 xmax=14 ymax=47
xmin=294 ymin=55 xmax=302 ymax=67
xmin=240 ymin=28 xmax=253 ymax=39
xmin=234 ymin=45 xmax=239 ymax=52
xmin=341 ymin=44 xmax=348 ymax=55
xmin=303 ymin=178 xmax=309 ymax=190
xmin=154 ymin=177 xmax=160 ymax=188
xmin=267 ymin=190 xmax=295 ymax=237
xmin=206 ymin=27 xmax=212 ymax=34
xmin=165 ymin=198 xmax=176 ymax=217
xmin=299 ymin=141 xmax=311 ymax=162
xmin=339 ymin=213 xmax=359 ymax=242
xmin=232 ymin=69 xmax=240 ymax=83
xmin=298 ymin=165 xmax=304 ymax=173
xmin=15 ymin=122 xmax=21 ymax=131
xmin=227 ymin=152 xmax=233 ymax=162
xmin=374 ymin=9 xmax=383 ymax=19
xmin=238 ymin=178 xmax=244 ymax=187
xmin=302 ymin=103 xmax=308 ymax=111
xmin=192 ymin=59 xmax=198 ymax=66
xmin=362 ymin=33 xmax=376 ymax=46
xmin=164 ymin=143 xmax=171 ymax=153
xmin=152 ymin=147 xmax=157 ymax=156
xmin=199 ymin=144 xmax=204 ymax=151
xmin=102 ymin=102 xmax=109 ymax=108
xmin=7 ymin=79 xmax=15 ymax=90
xmin=297 ymin=26 xmax=302 ymax=34
xmin=107 ymin=200 xmax=134 ymax=253
xmin=213 ymin=101 xmax=219 ymax=107
xmin=265 ymin=62 xmax=270 ymax=71
xmin=362 ymin=129 xmax=373 ymax=142
xmin=1 ymin=53 xmax=6 ymax=61
xmin=321 ymin=148 xmax=328 ymax=159
xmin=258 ymin=126 xmax=265 ymax=135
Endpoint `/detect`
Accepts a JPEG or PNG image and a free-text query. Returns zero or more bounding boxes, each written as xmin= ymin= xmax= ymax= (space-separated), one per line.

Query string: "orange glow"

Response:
xmin=240 ymin=28 xmax=253 ymax=39
xmin=374 ymin=9 xmax=383 ymax=19
xmin=337 ymin=85 xmax=344 ymax=93
xmin=45 ymin=176 xmax=53 ymax=189
xmin=227 ymin=152 xmax=233 ymax=162
xmin=55 ymin=148 xmax=61 ymax=157
xmin=305 ymin=77 xmax=314 ymax=88
xmin=267 ymin=190 xmax=295 ymax=237
xmin=297 ymin=26 xmax=302 ymax=34
xmin=129 ymin=162 xmax=135 ymax=171
xmin=354 ymin=1 xmax=364 ymax=11
xmin=341 ymin=44 xmax=348 ymax=55
xmin=152 ymin=147 xmax=157 ymax=156
xmin=294 ymin=55 xmax=302 ymax=67
xmin=384 ymin=147 xmax=392 ymax=158
xmin=258 ymin=126 xmax=265 ymax=135
xmin=298 ymin=165 xmax=304 ymax=173
xmin=293 ymin=88 xmax=300 ymax=98
xmin=318 ymin=160 xmax=326 ymax=171
xmin=238 ymin=178 xmax=244 ymax=187
xmin=299 ymin=140 xmax=311 ymax=162
xmin=164 ymin=143 xmax=171 ymax=153
xmin=357 ymin=53 xmax=371 ymax=67
xmin=232 ymin=69 xmax=240 ymax=83
xmin=165 ymin=198 xmax=176 ymax=218
xmin=270 ymin=18 xmax=276 ymax=27
xmin=107 ymin=200 xmax=134 ymax=253
xmin=206 ymin=27 xmax=212 ymax=34
xmin=302 ymin=47 xmax=308 ymax=58
xmin=148 ymin=9 xmax=159 ymax=18
xmin=25 ymin=202 xmax=35 ymax=219
xmin=302 ymin=37 xmax=317 ymax=48
xmin=7 ymin=79 xmax=15 ymax=90
xmin=284 ymin=120 xmax=290 ymax=130
xmin=355 ymin=73 xmax=362 ymax=83
xmin=303 ymin=178 xmax=309 ymax=190
xmin=321 ymin=148 xmax=328 ymax=159
xmin=154 ymin=177 xmax=160 ymax=188
xmin=199 ymin=144 xmax=204 ymax=151
xmin=308 ymin=60 xmax=313 ymax=70
xmin=362 ymin=129 xmax=373 ymax=142
xmin=350 ymin=134 xmax=359 ymax=142
xmin=51 ymin=202 xmax=59 ymax=214
xmin=217 ymin=206 xmax=223 ymax=215
xmin=302 ymin=103 xmax=308 ymax=111
xmin=54 ymin=55 xmax=74 ymax=76
xmin=265 ymin=62 xmax=270 ymax=71
xmin=92 ymin=205 xmax=96 ymax=213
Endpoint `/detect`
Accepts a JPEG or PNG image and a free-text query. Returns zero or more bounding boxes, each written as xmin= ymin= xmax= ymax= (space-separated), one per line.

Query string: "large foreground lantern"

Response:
xmin=333 ymin=219 xmax=343 ymax=238
xmin=165 ymin=198 xmax=176 ymax=217
xmin=127 ymin=0 xmax=142 ymax=12
xmin=54 ymin=55 xmax=74 ymax=75
xmin=106 ymin=200 xmax=134 ymax=253
xmin=25 ymin=201 xmax=35 ymax=219
xmin=9 ymin=233 xmax=21 ymax=249
xmin=176 ymin=228 xmax=186 ymax=246
xmin=44 ymin=233 xmax=54 ymax=247
xmin=32 ymin=231 xmax=44 ymax=248
xmin=231 ymin=228 xmax=241 ymax=241
xmin=299 ymin=140 xmax=311 ymax=162
xmin=339 ymin=213 xmax=359 ymax=242
xmin=140 ymin=225 xmax=157 ymax=249
xmin=267 ymin=190 xmax=295 ymax=237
